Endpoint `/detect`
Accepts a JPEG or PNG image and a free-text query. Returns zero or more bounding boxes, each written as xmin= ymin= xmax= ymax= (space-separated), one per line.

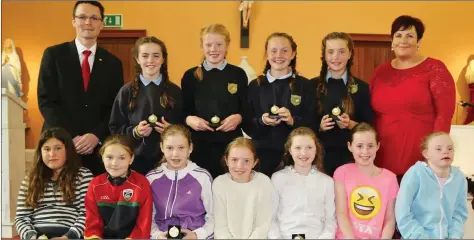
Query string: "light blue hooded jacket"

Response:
xmin=395 ymin=161 xmax=468 ymax=239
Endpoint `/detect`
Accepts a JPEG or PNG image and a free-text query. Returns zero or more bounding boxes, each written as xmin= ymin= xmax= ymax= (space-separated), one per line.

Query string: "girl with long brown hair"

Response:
xmin=269 ymin=127 xmax=336 ymax=239
xmin=213 ymin=137 xmax=273 ymax=239
xmin=334 ymin=123 xmax=398 ymax=239
xmin=109 ymin=36 xmax=183 ymax=175
xmin=14 ymin=127 xmax=93 ymax=239
xmin=312 ymin=32 xmax=373 ymax=177
xmin=246 ymin=32 xmax=316 ymax=177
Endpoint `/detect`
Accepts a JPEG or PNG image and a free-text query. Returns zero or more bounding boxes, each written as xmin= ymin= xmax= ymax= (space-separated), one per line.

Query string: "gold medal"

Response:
xmin=169 ymin=226 xmax=179 ymax=238
xmin=148 ymin=114 xmax=158 ymax=124
xmin=292 ymin=234 xmax=305 ymax=239
xmin=331 ymin=106 xmax=341 ymax=116
xmin=270 ymin=105 xmax=279 ymax=114
xmin=211 ymin=115 xmax=220 ymax=124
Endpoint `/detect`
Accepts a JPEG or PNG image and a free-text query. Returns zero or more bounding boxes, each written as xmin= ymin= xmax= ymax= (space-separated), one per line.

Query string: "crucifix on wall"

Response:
xmin=239 ymin=1 xmax=254 ymax=48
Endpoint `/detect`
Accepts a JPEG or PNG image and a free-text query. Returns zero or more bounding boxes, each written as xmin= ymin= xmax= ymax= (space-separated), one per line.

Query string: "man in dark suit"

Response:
xmin=38 ymin=1 xmax=124 ymax=175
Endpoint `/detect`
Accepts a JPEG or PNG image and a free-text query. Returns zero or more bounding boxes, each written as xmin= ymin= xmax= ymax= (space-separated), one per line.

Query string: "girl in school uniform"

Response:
xmin=334 ymin=123 xmax=398 ymax=239
xmin=181 ymin=23 xmax=248 ymax=179
xmin=84 ymin=134 xmax=153 ymax=239
xmin=146 ymin=124 xmax=214 ymax=239
xmin=213 ymin=137 xmax=273 ymax=239
xmin=395 ymin=132 xmax=468 ymax=239
xmin=14 ymin=128 xmax=93 ymax=239
xmin=109 ymin=36 xmax=183 ymax=175
xmin=269 ymin=127 xmax=336 ymax=239
xmin=312 ymin=32 xmax=373 ymax=177
xmin=246 ymin=32 xmax=316 ymax=177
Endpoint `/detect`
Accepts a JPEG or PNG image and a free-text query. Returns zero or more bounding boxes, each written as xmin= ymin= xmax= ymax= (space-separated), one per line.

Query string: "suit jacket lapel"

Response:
xmin=89 ymin=47 xmax=104 ymax=91
xmin=68 ymin=41 xmax=86 ymax=94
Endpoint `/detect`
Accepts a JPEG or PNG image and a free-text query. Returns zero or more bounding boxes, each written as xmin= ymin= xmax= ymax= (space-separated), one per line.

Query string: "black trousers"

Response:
xmin=131 ymin=153 xmax=163 ymax=176
xmin=191 ymin=140 xmax=229 ymax=179
xmin=323 ymin=147 xmax=351 ymax=177
xmin=256 ymin=148 xmax=284 ymax=177
xmin=81 ymin=148 xmax=105 ymax=176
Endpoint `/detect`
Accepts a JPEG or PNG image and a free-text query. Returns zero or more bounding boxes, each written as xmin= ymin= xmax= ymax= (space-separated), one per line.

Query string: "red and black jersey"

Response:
xmin=84 ymin=171 xmax=152 ymax=239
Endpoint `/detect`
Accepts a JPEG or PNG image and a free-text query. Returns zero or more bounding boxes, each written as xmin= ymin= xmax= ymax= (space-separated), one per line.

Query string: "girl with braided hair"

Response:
xmin=312 ymin=32 xmax=373 ymax=177
xmin=246 ymin=32 xmax=316 ymax=177
xmin=109 ymin=36 xmax=183 ymax=175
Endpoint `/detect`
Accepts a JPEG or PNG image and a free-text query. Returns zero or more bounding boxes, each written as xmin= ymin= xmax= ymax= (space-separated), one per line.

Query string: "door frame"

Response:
xmin=349 ymin=33 xmax=392 ymax=43
xmin=97 ymin=29 xmax=147 ymax=84
xmin=98 ymin=29 xmax=146 ymax=39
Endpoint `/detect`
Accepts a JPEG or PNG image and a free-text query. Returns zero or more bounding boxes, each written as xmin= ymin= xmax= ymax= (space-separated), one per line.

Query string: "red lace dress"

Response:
xmin=370 ymin=57 xmax=455 ymax=175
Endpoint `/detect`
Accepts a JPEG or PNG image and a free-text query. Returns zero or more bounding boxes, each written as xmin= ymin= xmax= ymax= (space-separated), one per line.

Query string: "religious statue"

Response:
xmin=239 ymin=1 xmax=254 ymax=29
xmin=464 ymin=59 xmax=474 ymax=125
xmin=466 ymin=59 xmax=474 ymax=84
xmin=2 ymin=38 xmax=23 ymax=97
xmin=238 ymin=56 xmax=257 ymax=83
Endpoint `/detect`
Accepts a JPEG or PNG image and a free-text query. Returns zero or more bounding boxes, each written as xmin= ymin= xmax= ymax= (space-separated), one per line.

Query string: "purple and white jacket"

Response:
xmin=146 ymin=161 xmax=214 ymax=239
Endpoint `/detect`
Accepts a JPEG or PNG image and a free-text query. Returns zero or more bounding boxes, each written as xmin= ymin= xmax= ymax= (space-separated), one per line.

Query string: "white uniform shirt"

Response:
xmin=269 ymin=166 xmax=337 ymax=239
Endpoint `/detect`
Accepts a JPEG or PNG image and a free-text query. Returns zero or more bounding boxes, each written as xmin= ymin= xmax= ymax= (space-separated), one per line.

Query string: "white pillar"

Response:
xmin=1 ymin=88 xmax=27 ymax=238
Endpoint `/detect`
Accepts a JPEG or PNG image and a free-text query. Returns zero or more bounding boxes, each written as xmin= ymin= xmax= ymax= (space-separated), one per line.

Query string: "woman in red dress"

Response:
xmin=370 ymin=15 xmax=456 ymax=180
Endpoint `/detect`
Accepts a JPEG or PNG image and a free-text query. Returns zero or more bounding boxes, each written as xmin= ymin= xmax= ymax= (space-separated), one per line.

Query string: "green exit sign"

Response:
xmin=104 ymin=14 xmax=122 ymax=28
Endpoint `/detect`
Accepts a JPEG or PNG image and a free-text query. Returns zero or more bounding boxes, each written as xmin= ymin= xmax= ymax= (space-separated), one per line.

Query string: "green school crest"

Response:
xmin=291 ymin=95 xmax=301 ymax=106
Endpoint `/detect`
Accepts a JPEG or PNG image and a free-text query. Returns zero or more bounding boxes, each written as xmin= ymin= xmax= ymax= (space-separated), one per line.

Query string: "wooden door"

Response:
xmin=349 ymin=34 xmax=395 ymax=83
xmin=97 ymin=30 xmax=146 ymax=84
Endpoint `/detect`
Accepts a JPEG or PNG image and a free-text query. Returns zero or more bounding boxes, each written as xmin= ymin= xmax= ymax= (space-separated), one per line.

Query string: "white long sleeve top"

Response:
xmin=269 ymin=166 xmax=337 ymax=239
xmin=213 ymin=172 xmax=273 ymax=239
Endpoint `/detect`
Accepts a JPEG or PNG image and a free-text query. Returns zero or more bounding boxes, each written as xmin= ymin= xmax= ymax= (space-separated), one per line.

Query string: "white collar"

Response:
xmin=266 ymin=69 xmax=293 ymax=83
xmin=288 ymin=165 xmax=318 ymax=175
xmin=139 ymin=74 xmax=162 ymax=86
xmin=203 ymin=59 xmax=227 ymax=71
xmin=75 ymin=38 xmax=97 ymax=56
xmin=326 ymin=70 xmax=348 ymax=84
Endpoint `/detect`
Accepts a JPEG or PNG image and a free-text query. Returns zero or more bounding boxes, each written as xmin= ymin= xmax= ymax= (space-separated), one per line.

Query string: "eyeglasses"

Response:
xmin=74 ymin=15 xmax=102 ymax=23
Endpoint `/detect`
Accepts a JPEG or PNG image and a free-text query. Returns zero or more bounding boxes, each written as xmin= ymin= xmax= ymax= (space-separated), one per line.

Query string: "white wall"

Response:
xmin=450 ymin=125 xmax=474 ymax=238
xmin=450 ymin=125 xmax=474 ymax=175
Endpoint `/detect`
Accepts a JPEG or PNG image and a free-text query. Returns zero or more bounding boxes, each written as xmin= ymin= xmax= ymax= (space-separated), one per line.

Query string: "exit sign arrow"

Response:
xmin=104 ymin=14 xmax=123 ymax=28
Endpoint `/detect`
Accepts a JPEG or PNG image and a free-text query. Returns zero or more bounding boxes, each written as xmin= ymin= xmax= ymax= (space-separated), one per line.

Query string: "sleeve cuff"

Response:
xmin=318 ymin=232 xmax=335 ymax=239
xmin=268 ymin=233 xmax=281 ymax=239
xmin=193 ymin=227 xmax=207 ymax=239
xmin=151 ymin=229 xmax=166 ymax=239
xmin=64 ymin=229 xmax=80 ymax=239
xmin=132 ymin=127 xmax=142 ymax=139
xmin=449 ymin=231 xmax=463 ymax=239
xmin=24 ymin=230 xmax=38 ymax=240
xmin=84 ymin=234 xmax=102 ymax=239
xmin=259 ymin=116 xmax=269 ymax=126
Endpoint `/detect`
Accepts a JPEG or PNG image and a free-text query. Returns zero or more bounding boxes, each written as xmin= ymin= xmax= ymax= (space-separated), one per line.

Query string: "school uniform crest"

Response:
xmin=123 ymin=189 xmax=134 ymax=201
xmin=290 ymin=95 xmax=301 ymax=106
xmin=227 ymin=83 xmax=238 ymax=94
